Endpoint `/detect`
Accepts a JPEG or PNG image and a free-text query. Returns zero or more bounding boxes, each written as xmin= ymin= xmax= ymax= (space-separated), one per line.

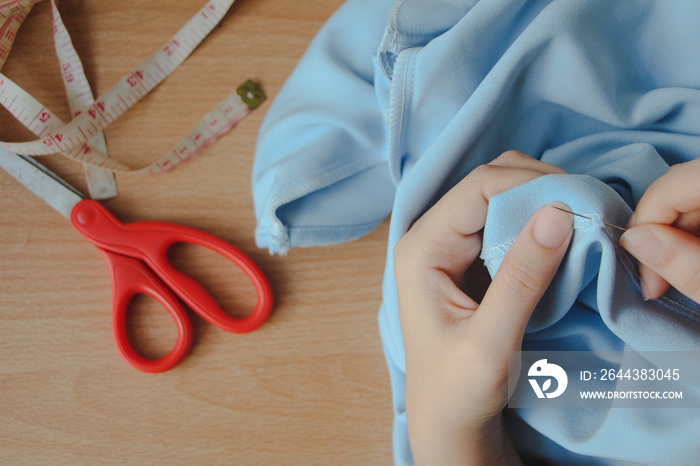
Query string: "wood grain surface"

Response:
xmin=0 ymin=1 xmax=393 ymax=464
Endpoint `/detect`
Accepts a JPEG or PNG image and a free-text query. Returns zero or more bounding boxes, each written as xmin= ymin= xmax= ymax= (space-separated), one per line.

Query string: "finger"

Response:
xmin=636 ymin=208 xmax=700 ymax=298
xmin=475 ymin=204 xmax=573 ymax=353
xmin=632 ymin=159 xmax=700 ymax=226
xmin=488 ymin=150 xmax=568 ymax=175
xmin=405 ymin=165 xmax=550 ymax=282
xmin=674 ymin=210 xmax=700 ymax=237
xmin=633 ymin=212 xmax=700 ymax=299
xmin=620 ymin=224 xmax=700 ymax=303
xmin=641 ymin=203 xmax=700 ymax=296
xmin=396 ymin=164 xmax=555 ymax=333
xmin=637 ymin=263 xmax=670 ymax=301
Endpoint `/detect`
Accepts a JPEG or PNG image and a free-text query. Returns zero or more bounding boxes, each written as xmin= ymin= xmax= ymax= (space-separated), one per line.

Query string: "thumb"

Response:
xmin=475 ymin=203 xmax=573 ymax=353
xmin=620 ymin=224 xmax=700 ymax=303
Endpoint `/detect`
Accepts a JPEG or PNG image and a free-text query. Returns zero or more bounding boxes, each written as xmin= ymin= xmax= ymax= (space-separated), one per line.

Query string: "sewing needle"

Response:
xmin=551 ymin=205 xmax=627 ymax=232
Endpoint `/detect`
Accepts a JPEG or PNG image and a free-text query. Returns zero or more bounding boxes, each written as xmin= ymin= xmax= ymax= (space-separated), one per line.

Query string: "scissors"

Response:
xmin=0 ymin=148 xmax=273 ymax=373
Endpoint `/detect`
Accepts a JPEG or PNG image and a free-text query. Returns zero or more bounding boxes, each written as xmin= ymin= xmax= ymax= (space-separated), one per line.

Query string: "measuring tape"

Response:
xmin=52 ymin=0 xmax=114 ymax=198
xmin=0 ymin=0 xmax=264 ymax=198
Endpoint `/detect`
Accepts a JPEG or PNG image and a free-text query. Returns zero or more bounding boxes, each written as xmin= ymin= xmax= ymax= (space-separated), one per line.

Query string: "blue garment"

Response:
xmin=252 ymin=0 xmax=700 ymax=464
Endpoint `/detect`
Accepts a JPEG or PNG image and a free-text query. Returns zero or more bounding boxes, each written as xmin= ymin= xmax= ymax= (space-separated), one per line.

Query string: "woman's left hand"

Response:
xmin=394 ymin=152 xmax=573 ymax=465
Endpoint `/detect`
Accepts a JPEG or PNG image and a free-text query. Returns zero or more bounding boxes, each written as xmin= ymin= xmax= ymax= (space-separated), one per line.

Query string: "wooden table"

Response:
xmin=0 ymin=1 xmax=393 ymax=463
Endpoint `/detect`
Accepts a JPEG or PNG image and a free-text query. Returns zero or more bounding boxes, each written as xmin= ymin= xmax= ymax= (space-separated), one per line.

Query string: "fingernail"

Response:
xmin=626 ymin=213 xmax=637 ymax=229
xmin=620 ymin=228 xmax=664 ymax=266
xmin=534 ymin=204 xmax=574 ymax=249
xmin=640 ymin=278 xmax=650 ymax=301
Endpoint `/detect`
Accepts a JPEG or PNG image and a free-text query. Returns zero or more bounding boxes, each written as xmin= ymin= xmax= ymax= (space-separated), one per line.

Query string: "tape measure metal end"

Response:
xmin=236 ymin=79 xmax=266 ymax=110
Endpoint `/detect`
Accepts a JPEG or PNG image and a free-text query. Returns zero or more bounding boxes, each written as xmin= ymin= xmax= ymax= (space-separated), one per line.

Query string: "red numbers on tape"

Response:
xmin=0 ymin=0 xmax=263 ymax=177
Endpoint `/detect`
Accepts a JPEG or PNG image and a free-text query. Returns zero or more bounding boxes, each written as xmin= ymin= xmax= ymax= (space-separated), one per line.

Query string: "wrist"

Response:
xmin=410 ymin=414 xmax=523 ymax=466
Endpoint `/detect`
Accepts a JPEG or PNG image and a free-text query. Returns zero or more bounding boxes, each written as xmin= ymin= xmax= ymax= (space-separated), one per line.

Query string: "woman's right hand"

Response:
xmin=620 ymin=157 xmax=700 ymax=304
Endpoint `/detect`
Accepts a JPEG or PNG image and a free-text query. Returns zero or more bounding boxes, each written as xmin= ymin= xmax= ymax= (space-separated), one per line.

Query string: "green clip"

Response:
xmin=236 ymin=79 xmax=266 ymax=110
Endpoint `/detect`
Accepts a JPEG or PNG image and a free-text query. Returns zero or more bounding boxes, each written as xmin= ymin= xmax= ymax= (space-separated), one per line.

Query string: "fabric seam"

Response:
xmin=480 ymin=214 xmax=700 ymax=324
xmin=259 ymin=155 xmax=388 ymax=254
xmin=387 ymin=47 xmax=416 ymax=184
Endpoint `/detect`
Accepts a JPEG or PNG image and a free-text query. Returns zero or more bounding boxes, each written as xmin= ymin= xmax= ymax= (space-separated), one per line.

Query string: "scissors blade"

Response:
xmin=0 ymin=147 xmax=84 ymax=218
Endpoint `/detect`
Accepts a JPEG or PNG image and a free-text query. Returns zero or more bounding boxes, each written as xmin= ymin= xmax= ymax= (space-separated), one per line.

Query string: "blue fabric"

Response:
xmin=252 ymin=0 xmax=700 ymax=464
xmin=252 ymin=0 xmax=396 ymax=254
xmin=483 ymin=174 xmax=700 ymax=464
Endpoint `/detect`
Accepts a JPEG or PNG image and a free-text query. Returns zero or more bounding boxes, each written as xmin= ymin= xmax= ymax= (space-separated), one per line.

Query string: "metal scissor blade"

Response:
xmin=0 ymin=147 xmax=84 ymax=218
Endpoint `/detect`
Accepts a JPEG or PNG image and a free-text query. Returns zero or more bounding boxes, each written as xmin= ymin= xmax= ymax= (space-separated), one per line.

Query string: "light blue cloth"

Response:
xmin=252 ymin=0 xmax=700 ymax=464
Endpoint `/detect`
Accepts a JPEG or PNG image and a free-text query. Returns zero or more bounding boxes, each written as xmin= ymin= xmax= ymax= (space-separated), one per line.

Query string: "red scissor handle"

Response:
xmin=100 ymin=249 xmax=192 ymax=373
xmin=71 ymin=200 xmax=273 ymax=334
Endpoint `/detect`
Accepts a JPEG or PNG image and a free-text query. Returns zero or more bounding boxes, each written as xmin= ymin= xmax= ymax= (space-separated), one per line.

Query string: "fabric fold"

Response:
xmin=253 ymin=0 xmax=700 ymax=463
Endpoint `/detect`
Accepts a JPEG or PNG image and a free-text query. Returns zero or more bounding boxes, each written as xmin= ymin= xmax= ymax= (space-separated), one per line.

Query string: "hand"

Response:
xmin=394 ymin=152 xmax=573 ymax=465
xmin=620 ymin=157 xmax=700 ymax=303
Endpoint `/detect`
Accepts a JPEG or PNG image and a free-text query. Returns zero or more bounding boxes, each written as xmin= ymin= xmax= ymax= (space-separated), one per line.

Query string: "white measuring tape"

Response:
xmin=0 ymin=0 xmax=264 ymax=198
